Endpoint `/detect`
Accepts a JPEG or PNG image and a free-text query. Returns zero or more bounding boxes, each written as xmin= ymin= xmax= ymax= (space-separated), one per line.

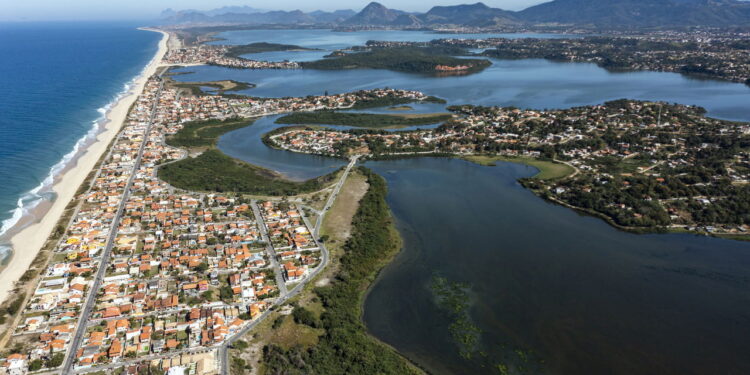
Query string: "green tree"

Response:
xmin=29 ymin=359 xmax=43 ymax=371
xmin=46 ymin=353 xmax=65 ymax=368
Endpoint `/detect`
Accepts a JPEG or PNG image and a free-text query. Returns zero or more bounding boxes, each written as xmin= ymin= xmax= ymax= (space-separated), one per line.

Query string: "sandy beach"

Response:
xmin=0 ymin=28 xmax=169 ymax=305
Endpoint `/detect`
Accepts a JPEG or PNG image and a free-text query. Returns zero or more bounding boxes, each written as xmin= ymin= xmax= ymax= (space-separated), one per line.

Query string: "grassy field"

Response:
xmin=266 ymin=314 xmax=323 ymax=349
xmin=463 ymin=155 xmax=576 ymax=180
xmin=321 ymin=170 xmax=369 ymax=244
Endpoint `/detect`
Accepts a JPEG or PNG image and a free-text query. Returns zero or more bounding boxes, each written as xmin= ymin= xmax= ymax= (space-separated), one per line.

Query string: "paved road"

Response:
xmin=314 ymin=156 xmax=359 ymax=238
xmin=75 ymin=346 xmax=216 ymax=374
xmin=66 ymin=116 xmax=357 ymax=374
xmin=250 ymin=201 xmax=288 ymax=296
xmin=217 ymin=156 xmax=358 ymax=374
xmin=62 ymin=78 xmax=164 ymax=374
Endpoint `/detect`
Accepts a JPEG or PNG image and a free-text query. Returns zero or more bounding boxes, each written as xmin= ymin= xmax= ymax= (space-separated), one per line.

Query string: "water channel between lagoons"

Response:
xmin=172 ymin=29 xmax=750 ymax=375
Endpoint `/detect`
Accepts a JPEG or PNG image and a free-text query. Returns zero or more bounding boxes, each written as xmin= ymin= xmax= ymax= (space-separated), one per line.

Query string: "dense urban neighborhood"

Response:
xmin=164 ymin=44 xmax=301 ymax=69
xmin=0 ymin=40 xmax=435 ymax=374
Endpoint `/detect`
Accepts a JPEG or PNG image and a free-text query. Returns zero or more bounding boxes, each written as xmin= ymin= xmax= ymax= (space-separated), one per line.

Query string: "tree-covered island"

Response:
xmin=367 ymin=37 xmax=750 ymax=85
xmin=301 ymin=46 xmax=492 ymax=75
xmin=164 ymin=42 xmax=493 ymax=75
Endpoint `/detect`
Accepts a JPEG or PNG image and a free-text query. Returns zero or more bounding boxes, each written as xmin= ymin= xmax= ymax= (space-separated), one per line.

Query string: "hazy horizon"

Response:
xmin=0 ymin=0 xmax=549 ymax=22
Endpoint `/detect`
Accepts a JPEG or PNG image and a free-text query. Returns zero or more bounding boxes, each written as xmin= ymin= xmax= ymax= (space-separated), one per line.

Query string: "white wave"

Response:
xmin=0 ymin=243 xmax=10 ymax=262
xmin=0 ymin=66 xmax=143 ymax=239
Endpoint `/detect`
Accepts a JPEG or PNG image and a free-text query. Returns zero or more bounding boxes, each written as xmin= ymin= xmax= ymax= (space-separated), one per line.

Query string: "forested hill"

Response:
xmin=161 ymin=0 xmax=750 ymax=28
xmin=517 ymin=0 xmax=750 ymax=27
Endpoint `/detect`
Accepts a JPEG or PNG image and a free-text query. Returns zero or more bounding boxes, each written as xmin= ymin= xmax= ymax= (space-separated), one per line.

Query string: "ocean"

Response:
xmin=0 ymin=21 xmax=160 ymax=258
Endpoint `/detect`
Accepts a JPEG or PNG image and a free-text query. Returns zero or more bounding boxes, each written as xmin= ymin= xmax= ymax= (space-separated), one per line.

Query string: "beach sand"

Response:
xmin=0 ymin=28 xmax=170 ymax=305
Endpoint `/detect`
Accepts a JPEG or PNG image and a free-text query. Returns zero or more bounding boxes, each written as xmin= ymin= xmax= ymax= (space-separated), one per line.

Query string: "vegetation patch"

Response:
xmin=431 ymin=275 xmax=481 ymax=360
xmin=160 ymin=117 xmax=341 ymax=195
xmin=276 ymin=111 xmax=453 ymax=128
xmin=165 ymin=118 xmax=253 ymax=149
xmin=269 ymin=313 xmax=323 ymax=349
xmin=302 ymin=46 xmax=492 ymax=75
xmin=463 ymin=155 xmax=575 ymax=180
xmin=225 ymin=42 xmax=314 ymax=58
xmin=260 ymin=168 xmax=422 ymax=374
xmin=430 ymin=276 xmax=546 ymax=373
xmin=350 ymin=93 xmax=445 ymax=110
xmin=159 ymin=149 xmax=339 ymax=196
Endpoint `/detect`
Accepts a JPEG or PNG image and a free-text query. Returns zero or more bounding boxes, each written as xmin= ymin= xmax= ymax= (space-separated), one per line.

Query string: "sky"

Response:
xmin=0 ymin=0 xmax=549 ymax=21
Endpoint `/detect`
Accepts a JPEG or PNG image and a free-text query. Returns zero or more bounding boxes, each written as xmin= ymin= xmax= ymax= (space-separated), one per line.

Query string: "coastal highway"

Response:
xmin=62 ymin=78 xmax=165 ymax=374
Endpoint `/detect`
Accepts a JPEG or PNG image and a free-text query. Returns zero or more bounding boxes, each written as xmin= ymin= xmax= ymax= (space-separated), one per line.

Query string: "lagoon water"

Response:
xmin=179 ymin=29 xmax=750 ymax=373
xmin=363 ymin=158 xmax=750 ymax=375
xmin=0 ymin=22 xmax=160 ymax=256
xmin=174 ymin=59 xmax=750 ymax=122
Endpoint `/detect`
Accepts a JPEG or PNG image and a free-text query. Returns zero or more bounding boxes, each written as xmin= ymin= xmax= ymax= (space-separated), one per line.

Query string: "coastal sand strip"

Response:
xmin=0 ymin=29 xmax=170 ymax=305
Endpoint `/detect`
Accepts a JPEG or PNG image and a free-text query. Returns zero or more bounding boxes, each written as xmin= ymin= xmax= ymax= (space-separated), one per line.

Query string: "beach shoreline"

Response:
xmin=0 ymin=28 xmax=170 ymax=306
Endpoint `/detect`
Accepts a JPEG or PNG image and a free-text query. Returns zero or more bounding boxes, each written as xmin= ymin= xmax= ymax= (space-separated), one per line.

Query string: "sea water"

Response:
xmin=0 ymin=21 xmax=160 ymax=259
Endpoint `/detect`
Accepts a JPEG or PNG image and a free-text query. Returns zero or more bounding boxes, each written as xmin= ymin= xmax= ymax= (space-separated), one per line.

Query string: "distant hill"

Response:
xmin=341 ymin=2 xmax=409 ymax=25
xmin=160 ymin=8 xmax=355 ymax=26
xmin=160 ymin=0 xmax=750 ymax=28
xmin=340 ymin=2 xmax=519 ymax=27
xmin=516 ymin=0 xmax=750 ymax=27
xmin=421 ymin=2 xmax=520 ymax=26
xmin=310 ymin=10 xmax=359 ymax=24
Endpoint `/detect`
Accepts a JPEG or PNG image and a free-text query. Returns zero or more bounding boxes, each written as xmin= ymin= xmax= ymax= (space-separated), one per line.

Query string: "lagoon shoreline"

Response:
xmin=0 ymin=28 xmax=169 ymax=306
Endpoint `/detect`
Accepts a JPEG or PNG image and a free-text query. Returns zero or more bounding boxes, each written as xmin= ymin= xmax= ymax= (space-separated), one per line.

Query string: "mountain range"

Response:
xmin=160 ymin=0 xmax=750 ymax=28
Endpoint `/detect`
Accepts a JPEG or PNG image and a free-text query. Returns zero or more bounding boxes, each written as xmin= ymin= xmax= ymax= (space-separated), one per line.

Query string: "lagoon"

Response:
xmin=174 ymin=58 xmax=750 ymax=122
xmin=364 ymin=158 xmax=750 ymax=375
xmin=207 ymin=29 xmax=750 ymax=374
